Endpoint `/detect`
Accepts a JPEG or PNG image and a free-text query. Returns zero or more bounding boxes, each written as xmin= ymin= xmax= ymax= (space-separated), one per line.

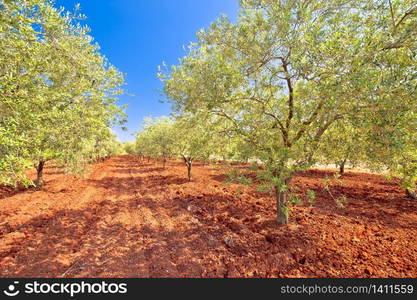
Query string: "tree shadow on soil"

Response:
xmin=0 ymin=185 xmax=41 ymax=201
xmin=0 ymin=190 xmax=336 ymax=278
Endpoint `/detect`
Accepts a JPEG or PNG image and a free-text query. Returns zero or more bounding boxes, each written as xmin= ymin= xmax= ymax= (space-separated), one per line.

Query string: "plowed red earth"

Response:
xmin=0 ymin=155 xmax=416 ymax=278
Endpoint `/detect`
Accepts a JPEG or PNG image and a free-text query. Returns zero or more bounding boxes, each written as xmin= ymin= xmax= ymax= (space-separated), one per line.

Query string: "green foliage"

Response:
xmin=323 ymin=174 xmax=348 ymax=208
xmin=135 ymin=117 xmax=176 ymax=163
xmin=172 ymin=113 xmax=218 ymax=163
xmin=282 ymin=205 xmax=291 ymax=219
xmin=318 ymin=120 xmax=367 ymax=171
xmin=305 ymin=189 xmax=317 ymax=206
xmin=288 ymin=193 xmax=302 ymax=206
xmin=92 ymin=131 xmax=124 ymax=162
xmin=226 ymin=168 xmax=253 ymax=185
xmin=123 ymin=142 xmax=136 ymax=155
xmin=336 ymin=196 xmax=348 ymax=209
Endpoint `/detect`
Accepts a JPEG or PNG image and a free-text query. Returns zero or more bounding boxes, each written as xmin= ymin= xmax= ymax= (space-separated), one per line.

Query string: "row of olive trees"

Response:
xmin=0 ymin=0 xmax=126 ymax=187
xmin=156 ymin=0 xmax=416 ymax=224
xmin=134 ymin=115 xmax=230 ymax=181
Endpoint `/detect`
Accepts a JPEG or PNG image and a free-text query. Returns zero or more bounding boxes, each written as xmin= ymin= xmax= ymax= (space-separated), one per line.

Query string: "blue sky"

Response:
xmin=54 ymin=0 xmax=239 ymax=142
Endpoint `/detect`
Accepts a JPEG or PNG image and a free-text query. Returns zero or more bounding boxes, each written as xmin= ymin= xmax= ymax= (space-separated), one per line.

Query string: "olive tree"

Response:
xmin=161 ymin=0 xmax=416 ymax=223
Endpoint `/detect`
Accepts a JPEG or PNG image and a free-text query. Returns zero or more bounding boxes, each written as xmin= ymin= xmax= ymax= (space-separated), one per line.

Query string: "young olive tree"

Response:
xmin=318 ymin=120 xmax=368 ymax=174
xmin=123 ymin=142 xmax=136 ymax=155
xmin=347 ymin=0 xmax=417 ymax=198
xmin=1 ymin=0 xmax=49 ymax=186
xmin=91 ymin=130 xmax=123 ymax=162
xmin=161 ymin=0 xmax=417 ymax=223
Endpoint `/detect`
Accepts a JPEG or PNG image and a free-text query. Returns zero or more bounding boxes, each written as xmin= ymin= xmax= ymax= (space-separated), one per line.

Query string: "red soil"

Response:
xmin=0 ymin=155 xmax=416 ymax=278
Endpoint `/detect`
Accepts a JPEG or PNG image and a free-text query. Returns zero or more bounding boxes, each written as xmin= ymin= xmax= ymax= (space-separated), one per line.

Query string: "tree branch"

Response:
xmin=281 ymin=58 xmax=294 ymax=134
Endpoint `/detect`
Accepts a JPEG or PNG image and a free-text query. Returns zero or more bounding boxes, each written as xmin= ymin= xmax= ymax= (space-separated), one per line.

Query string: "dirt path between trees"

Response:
xmin=0 ymin=155 xmax=416 ymax=277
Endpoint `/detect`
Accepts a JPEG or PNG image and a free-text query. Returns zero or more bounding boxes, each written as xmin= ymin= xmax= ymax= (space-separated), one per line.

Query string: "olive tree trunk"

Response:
xmin=187 ymin=163 xmax=192 ymax=181
xmin=162 ymin=155 xmax=167 ymax=169
xmin=274 ymin=178 xmax=291 ymax=225
xmin=182 ymin=156 xmax=193 ymax=181
xmin=35 ymin=160 xmax=45 ymax=187
xmin=406 ymin=188 xmax=417 ymax=199
xmin=339 ymin=159 xmax=347 ymax=174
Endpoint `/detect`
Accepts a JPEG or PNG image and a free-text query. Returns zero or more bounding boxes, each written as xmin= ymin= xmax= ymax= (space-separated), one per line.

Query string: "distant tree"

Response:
xmin=123 ymin=142 xmax=136 ymax=155
xmin=318 ymin=121 xmax=367 ymax=174
xmin=365 ymin=111 xmax=417 ymax=199
xmin=92 ymin=131 xmax=123 ymax=162
xmin=135 ymin=117 xmax=177 ymax=168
